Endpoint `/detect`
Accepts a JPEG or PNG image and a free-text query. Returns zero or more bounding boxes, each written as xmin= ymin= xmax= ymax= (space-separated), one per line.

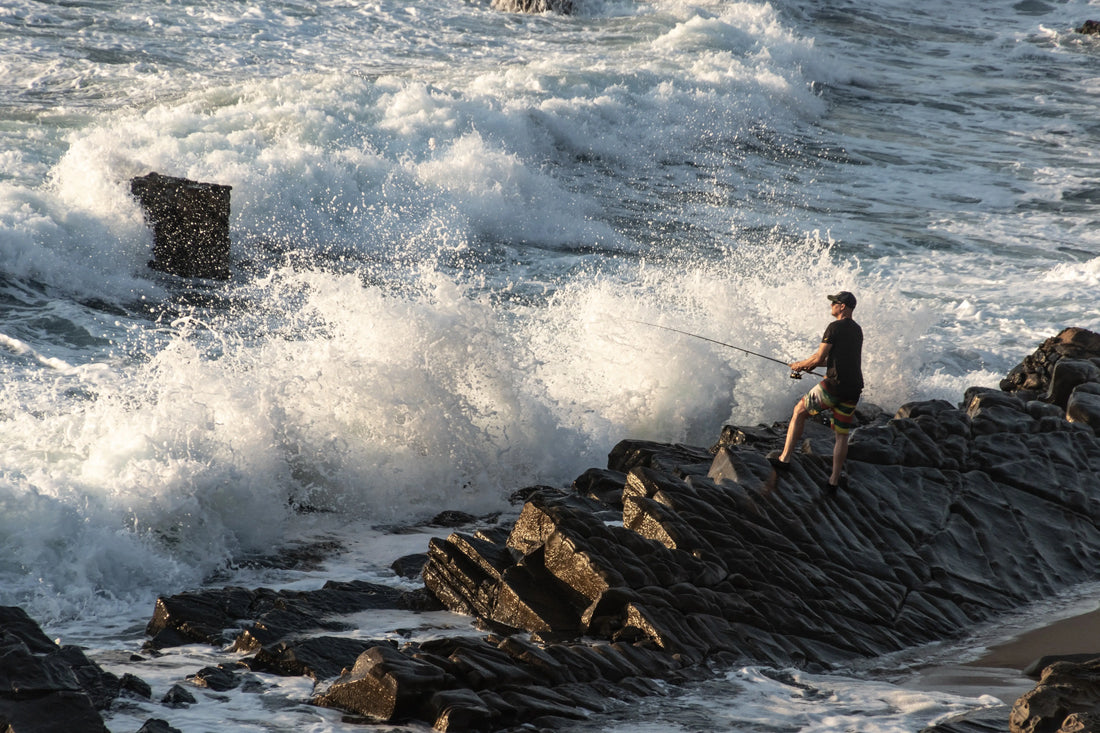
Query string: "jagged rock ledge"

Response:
xmin=3 ymin=327 xmax=1100 ymax=732
xmin=0 ymin=606 xmax=150 ymax=732
xmin=1011 ymin=656 xmax=1100 ymax=733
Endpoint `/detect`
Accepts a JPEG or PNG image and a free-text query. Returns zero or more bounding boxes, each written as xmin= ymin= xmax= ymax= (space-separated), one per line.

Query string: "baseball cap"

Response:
xmin=827 ymin=291 xmax=857 ymax=308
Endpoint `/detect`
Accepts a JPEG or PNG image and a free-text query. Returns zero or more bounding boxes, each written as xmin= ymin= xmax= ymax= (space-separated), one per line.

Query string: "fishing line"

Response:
xmin=627 ymin=319 xmax=820 ymax=379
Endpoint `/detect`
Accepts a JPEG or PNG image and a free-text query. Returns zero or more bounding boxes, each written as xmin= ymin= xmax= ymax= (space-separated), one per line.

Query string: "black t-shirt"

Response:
xmin=822 ymin=318 xmax=863 ymax=402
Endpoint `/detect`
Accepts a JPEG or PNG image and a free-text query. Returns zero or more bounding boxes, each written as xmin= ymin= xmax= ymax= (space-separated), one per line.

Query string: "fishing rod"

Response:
xmin=628 ymin=319 xmax=819 ymax=379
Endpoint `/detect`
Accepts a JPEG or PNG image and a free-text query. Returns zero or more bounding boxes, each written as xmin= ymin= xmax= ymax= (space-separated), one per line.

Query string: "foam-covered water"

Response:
xmin=2 ymin=0 xmax=1099 ymax=729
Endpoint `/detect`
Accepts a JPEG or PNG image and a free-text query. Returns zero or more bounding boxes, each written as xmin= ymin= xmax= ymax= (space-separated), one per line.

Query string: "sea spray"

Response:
xmin=526 ymin=231 xmax=946 ymax=443
xmin=0 ymin=230 xmax=938 ymax=623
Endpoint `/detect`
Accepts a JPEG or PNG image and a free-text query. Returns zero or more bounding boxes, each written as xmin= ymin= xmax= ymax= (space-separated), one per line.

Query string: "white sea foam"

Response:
xmin=579 ymin=665 xmax=1002 ymax=733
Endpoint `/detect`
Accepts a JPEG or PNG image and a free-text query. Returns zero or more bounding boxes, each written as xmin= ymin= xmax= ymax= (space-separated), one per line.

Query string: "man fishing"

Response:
xmin=769 ymin=291 xmax=864 ymax=493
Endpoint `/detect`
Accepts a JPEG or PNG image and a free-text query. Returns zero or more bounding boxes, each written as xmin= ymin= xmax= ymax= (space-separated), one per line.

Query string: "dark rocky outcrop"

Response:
xmin=160 ymin=684 xmax=197 ymax=708
xmin=137 ymin=720 xmax=183 ymax=733
xmin=0 ymin=605 xmax=128 ymax=732
xmin=998 ymin=327 xmax=1100 ymax=438
xmin=122 ymin=327 xmax=1100 ymax=731
xmin=1011 ymin=657 xmax=1100 ymax=733
xmin=391 ymin=553 xmax=430 ymax=579
xmin=1000 ymin=327 xmax=1100 ymax=403
xmin=490 ymin=0 xmax=573 ymax=14
xmin=1068 ymin=385 xmax=1100 ymax=435
xmin=144 ymin=579 xmax=435 ymax=651
xmin=131 ymin=172 xmax=232 ymax=280
xmin=1077 ymin=20 xmax=1100 ymax=34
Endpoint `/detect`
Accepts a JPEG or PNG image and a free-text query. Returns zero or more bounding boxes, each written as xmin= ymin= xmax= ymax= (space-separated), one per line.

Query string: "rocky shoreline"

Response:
xmin=3 ymin=327 xmax=1100 ymax=733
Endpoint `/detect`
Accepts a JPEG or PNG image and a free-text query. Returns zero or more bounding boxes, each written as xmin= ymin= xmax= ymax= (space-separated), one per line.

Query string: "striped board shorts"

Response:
xmin=802 ymin=381 xmax=859 ymax=435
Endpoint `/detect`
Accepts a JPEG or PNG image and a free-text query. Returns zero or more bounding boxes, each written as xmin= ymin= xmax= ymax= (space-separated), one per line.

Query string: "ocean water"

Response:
xmin=1 ymin=0 xmax=1099 ymax=729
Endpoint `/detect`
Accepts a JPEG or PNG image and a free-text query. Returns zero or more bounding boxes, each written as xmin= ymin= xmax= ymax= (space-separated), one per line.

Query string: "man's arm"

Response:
xmin=790 ymin=342 xmax=831 ymax=373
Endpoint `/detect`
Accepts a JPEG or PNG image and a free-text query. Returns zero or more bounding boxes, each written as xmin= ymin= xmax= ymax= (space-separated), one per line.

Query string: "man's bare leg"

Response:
xmin=830 ymin=431 xmax=850 ymax=486
xmin=777 ymin=399 xmax=809 ymax=465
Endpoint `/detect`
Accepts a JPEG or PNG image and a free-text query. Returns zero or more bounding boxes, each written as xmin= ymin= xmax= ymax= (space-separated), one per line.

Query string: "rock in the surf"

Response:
xmin=144 ymin=579 xmax=428 ymax=651
xmin=130 ymin=172 xmax=232 ymax=280
xmin=136 ymin=720 xmax=183 ymax=733
xmin=490 ymin=0 xmax=572 ymax=14
xmin=0 ymin=605 xmax=127 ymax=732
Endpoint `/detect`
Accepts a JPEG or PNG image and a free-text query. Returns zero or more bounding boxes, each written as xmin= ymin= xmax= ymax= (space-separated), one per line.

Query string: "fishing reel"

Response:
xmin=789 ymin=370 xmax=803 ymax=380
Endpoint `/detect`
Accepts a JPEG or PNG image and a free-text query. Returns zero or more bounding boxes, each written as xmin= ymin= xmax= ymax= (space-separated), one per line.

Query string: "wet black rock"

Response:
xmin=145 ymin=579 xmax=420 ymax=651
xmin=1011 ymin=657 xmax=1100 ymax=733
xmin=312 ymin=634 xmax=676 ymax=729
xmin=1024 ymin=654 xmax=1100 ymax=679
xmin=428 ymin=510 xmax=481 ymax=527
xmin=137 ymin=720 xmax=183 ymax=733
xmin=186 ymin=664 xmax=242 ymax=691
xmin=246 ymin=636 xmax=381 ymax=680
xmin=131 ymin=172 xmax=232 ymax=280
xmin=1000 ymin=327 xmax=1100 ymax=404
xmin=490 ymin=0 xmax=572 ymax=14
xmin=160 ymin=684 xmax=196 ymax=708
xmin=1068 ymin=385 xmax=1100 ymax=435
xmin=314 ymin=643 xmax=451 ymax=721
xmin=391 ymin=553 xmax=430 ymax=579
xmin=120 ymin=672 xmax=153 ymax=700
xmin=0 ymin=605 xmax=128 ymax=733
